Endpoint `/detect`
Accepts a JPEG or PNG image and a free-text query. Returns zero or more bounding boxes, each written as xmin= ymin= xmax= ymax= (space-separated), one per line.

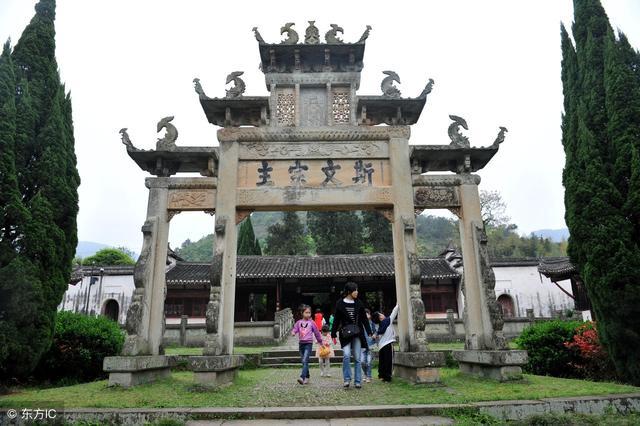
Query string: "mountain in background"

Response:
xmin=75 ymin=241 xmax=139 ymax=259
xmin=531 ymin=228 xmax=569 ymax=243
xmin=75 ymin=241 xmax=110 ymax=258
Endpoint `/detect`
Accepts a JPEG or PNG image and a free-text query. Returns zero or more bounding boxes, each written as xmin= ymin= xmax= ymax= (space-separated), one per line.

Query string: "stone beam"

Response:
xmin=236 ymin=187 xmax=392 ymax=210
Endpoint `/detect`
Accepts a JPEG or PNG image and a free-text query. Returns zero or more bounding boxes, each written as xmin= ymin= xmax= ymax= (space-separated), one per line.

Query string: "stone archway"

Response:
xmin=103 ymin=299 xmax=120 ymax=322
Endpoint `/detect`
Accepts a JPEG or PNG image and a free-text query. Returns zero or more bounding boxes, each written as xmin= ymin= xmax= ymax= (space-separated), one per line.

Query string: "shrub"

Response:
xmin=34 ymin=311 xmax=124 ymax=384
xmin=564 ymin=321 xmax=617 ymax=381
xmin=515 ymin=320 xmax=582 ymax=377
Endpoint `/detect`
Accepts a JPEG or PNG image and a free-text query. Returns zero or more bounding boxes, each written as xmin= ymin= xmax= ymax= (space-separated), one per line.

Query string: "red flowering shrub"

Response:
xmin=564 ymin=321 xmax=617 ymax=381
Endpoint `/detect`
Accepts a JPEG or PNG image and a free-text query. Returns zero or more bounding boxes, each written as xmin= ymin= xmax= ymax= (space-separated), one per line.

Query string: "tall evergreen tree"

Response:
xmin=362 ymin=211 xmax=393 ymax=253
xmin=0 ymin=0 xmax=80 ymax=379
xmin=308 ymin=211 xmax=364 ymax=254
xmin=264 ymin=212 xmax=310 ymax=255
xmin=561 ymin=0 xmax=640 ymax=384
xmin=237 ymin=216 xmax=261 ymax=255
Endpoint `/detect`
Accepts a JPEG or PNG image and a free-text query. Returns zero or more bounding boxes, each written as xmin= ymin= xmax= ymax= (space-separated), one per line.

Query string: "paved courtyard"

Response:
xmin=186 ymin=417 xmax=453 ymax=425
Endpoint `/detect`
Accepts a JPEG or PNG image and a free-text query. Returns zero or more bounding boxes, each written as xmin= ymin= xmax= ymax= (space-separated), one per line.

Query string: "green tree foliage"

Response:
xmin=308 ymin=211 xmax=364 ymax=254
xmin=416 ymin=214 xmax=459 ymax=256
xmin=0 ymin=0 xmax=80 ymax=380
xmin=264 ymin=211 xmax=311 ymax=255
xmin=237 ymin=215 xmax=262 ymax=255
xmin=515 ymin=320 xmax=584 ymax=377
xmin=34 ymin=311 xmax=124 ymax=384
xmin=83 ymin=248 xmax=135 ymax=266
xmin=175 ymin=235 xmax=213 ymax=262
xmin=561 ymin=0 xmax=640 ymax=384
xmin=362 ymin=211 xmax=393 ymax=253
xmin=0 ymin=258 xmax=47 ymax=377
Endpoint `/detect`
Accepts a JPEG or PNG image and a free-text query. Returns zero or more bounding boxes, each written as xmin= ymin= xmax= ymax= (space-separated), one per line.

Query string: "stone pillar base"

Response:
xmin=393 ymin=351 xmax=446 ymax=384
xmin=189 ymin=355 xmax=245 ymax=387
xmin=452 ymin=350 xmax=528 ymax=382
xmin=103 ymin=355 xmax=170 ymax=388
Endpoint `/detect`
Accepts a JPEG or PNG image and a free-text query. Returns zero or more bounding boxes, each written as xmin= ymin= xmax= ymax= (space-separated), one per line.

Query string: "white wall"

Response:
xmin=59 ymin=274 xmax=135 ymax=324
xmin=492 ymin=265 xmax=574 ymax=317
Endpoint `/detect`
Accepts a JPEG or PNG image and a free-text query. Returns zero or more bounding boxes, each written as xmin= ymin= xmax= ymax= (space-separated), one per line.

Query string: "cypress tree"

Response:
xmin=264 ymin=212 xmax=310 ymax=255
xmin=362 ymin=210 xmax=393 ymax=253
xmin=562 ymin=0 xmax=640 ymax=384
xmin=237 ymin=216 xmax=261 ymax=255
xmin=308 ymin=211 xmax=364 ymax=255
xmin=0 ymin=0 xmax=80 ymax=379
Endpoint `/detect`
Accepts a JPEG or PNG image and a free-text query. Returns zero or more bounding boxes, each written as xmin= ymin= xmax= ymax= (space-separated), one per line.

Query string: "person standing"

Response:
xmin=372 ymin=304 xmax=399 ymax=382
xmin=361 ymin=308 xmax=377 ymax=383
xmin=316 ymin=324 xmax=335 ymax=377
xmin=314 ymin=308 xmax=325 ymax=331
xmin=291 ymin=304 xmax=323 ymax=384
xmin=330 ymin=282 xmax=372 ymax=389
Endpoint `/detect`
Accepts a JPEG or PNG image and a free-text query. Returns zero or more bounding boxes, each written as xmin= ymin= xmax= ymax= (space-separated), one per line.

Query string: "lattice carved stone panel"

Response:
xmin=332 ymin=90 xmax=351 ymax=124
xmin=276 ymin=91 xmax=295 ymax=126
xmin=413 ymin=186 xmax=460 ymax=209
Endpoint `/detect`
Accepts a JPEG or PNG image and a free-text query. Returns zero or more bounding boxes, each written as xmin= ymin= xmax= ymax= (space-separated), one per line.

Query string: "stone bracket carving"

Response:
xmin=235 ymin=210 xmax=252 ymax=225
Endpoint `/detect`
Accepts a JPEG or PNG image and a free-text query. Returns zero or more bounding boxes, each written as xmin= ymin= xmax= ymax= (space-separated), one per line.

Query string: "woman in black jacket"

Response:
xmin=330 ymin=282 xmax=372 ymax=388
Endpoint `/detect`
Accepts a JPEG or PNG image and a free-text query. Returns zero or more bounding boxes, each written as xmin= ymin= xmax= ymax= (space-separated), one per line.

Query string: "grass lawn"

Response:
xmin=164 ymin=346 xmax=271 ymax=356
xmin=1 ymin=368 xmax=637 ymax=409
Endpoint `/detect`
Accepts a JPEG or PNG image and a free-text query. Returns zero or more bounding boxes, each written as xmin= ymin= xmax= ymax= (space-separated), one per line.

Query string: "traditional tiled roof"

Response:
xmin=537 ymin=257 xmax=577 ymax=281
xmin=165 ymin=254 xmax=460 ymax=288
xmin=77 ymin=265 xmax=135 ymax=276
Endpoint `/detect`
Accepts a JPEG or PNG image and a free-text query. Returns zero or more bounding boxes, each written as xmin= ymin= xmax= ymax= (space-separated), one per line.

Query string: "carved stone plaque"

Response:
xmin=238 ymin=141 xmax=388 ymax=160
xmin=299 ymin=87 xmax=327 ymax=127
xmin=237 ymin=159 xmax=391 ymax=189
xmin=168 ymin=189 xmax=216 ymax=211
xmin=413 ymin=186 xmax=460 ymax=208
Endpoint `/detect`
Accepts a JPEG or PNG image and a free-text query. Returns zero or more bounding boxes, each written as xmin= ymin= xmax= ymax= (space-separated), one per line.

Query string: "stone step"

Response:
xmin=262 ymin=350 xmax=344 ymax=358
xmin=261 ymin=356 xmax=344 ymax=365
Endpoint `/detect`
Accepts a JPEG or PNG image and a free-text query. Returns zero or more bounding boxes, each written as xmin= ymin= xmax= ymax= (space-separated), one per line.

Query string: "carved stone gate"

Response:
xmin=104 ymin=22 xmax=526 ymax=387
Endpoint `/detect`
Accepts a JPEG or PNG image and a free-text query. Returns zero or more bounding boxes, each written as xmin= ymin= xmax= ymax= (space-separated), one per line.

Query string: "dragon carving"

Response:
xmin=357 ymin=25 xmax=372 ymax=43
xmin=419 ymin=78 xmax=435 ymax=98
xmin=448 ymin=115 xmax=470 ymax=148
xmin=119 ymin=128 xmax=134 ymax=149
xmin=381 ymin=70 xmax=401 ymax=98
xmin=225 ymin=71 xmax=245 ymax=98
xmin=193 ymin=78 xmax=210 ymax=100
xmin=156 ymin=116 xmax=178 ymax=150
xmin=252 ymin=27 xmax=265 ymax=44
xmin=492 ymin=126 xmax=508 ymax=147
xmin=325 ymin=24 xmax=344 ymax=44
xmin=280 ymin=22 xmax=299 ymax=45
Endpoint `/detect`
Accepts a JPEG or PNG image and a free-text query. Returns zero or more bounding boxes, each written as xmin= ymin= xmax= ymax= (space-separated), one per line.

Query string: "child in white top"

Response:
xmin=372 ymin=305 xmax=398 ymax=382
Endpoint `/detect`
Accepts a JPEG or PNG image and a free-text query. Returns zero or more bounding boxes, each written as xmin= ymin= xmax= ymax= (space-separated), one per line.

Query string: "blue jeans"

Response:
xmin=342 ymin=337 xmax=362 ymax=384
xmin=361 ymin=347 xmax=373 ymax=379
xmin=299 ymin=342 xmax=312 ymax=379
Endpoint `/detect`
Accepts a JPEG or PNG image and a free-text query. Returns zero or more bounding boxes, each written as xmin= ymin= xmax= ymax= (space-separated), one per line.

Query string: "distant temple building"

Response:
xmin=61 ymin=250 xmax=586 ymax=331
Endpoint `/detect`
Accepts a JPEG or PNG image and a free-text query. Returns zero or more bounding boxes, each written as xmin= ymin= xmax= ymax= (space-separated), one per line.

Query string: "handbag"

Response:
xmin=318 ymin=345 xmax=331 ymax=358
xmin=340 ymin=306 xmax=361 ymax=340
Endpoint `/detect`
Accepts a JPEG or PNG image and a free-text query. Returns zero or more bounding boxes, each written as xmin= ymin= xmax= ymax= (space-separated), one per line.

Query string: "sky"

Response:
xmin=1 ymin=0 xmax=639 ymax=252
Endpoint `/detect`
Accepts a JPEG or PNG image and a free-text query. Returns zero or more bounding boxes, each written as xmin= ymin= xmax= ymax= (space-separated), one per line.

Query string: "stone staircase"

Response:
xmin=260 ymin=349 xmax=344 ymax=367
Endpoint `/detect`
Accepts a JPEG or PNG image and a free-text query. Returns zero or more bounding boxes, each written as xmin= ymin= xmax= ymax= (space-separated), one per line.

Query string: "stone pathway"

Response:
xmin=186 ymin=416 xmax=454 ymax=425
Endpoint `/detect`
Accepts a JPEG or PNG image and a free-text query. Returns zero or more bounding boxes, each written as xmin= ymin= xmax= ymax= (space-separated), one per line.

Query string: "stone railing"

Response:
xmin=273 ymin=308 xmax=294 ymax=342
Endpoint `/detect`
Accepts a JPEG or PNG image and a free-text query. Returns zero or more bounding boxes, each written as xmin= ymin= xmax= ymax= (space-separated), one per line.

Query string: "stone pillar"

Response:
xmin=446 ymin=309 xmax=456 ymax=336
xmin=199 ymin=138 xmax=244 ymax=386
xmin=179 ymin=315 xmax=188 ymax=346
xmin=389 ymin=132 xmax=444 ymax=383
xmin=104 ymin=177 xmax=171 ymax=386
xmin=453 ymin=175 xmax=527 ymax=380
